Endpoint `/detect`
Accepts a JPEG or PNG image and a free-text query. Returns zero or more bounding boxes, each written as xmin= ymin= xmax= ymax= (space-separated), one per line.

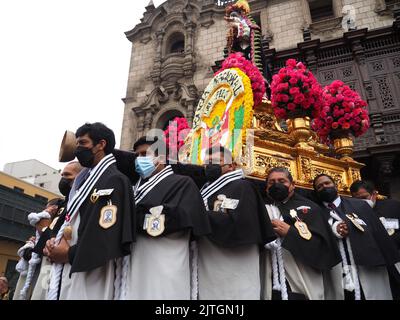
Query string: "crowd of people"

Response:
xmin=5 ymin=121 xmax=400 ymax=300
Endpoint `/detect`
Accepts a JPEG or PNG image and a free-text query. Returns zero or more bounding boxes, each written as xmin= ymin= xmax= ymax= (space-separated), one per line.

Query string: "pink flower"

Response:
xmin=342 ymin=122 xmax=351 ymax=130
xmin=281 ymin=94 xmax=289 ymax=102
xmin=289 ymin=77 xmax=298 ymax=85
xmin=289 ymin=87 xmax=300 ymax=95
xmin=287 ymin=103 xmax=296 ymax=111
xmin=286 ymin=59 xmax=297 ymax=68
xmin=294 ymin=94 xmax=305 ymax=104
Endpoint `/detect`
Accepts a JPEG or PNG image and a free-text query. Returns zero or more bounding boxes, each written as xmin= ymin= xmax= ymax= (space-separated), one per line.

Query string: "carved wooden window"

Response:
xmin=392 ymin=57 xmax=400 ymax=69
xmin=376 ymin=77 xmax=395 ymax=109
xmin=308 ymin=0 xmax=334 ymax=22
xmin=342 ymin=67 xmax=353 ymax=78
xmin=323 ymin=70 xmax=334 ymax=81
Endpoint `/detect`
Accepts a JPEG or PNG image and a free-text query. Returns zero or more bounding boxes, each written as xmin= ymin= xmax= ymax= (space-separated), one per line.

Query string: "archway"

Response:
xmin=156 ymin=109 xmax=185 ymax=131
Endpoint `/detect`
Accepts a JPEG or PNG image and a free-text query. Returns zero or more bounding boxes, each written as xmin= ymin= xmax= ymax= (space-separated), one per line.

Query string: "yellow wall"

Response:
xmin=0 ymin=240 xmax=19 ymax=277
xmin=0 ymin=171 xmax=60 ymax=201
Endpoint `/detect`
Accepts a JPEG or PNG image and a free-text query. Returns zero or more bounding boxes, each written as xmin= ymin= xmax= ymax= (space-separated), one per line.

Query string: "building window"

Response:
xmin=39 ymin=183 xmax=45 ymax=188
xmin=167 ymin=33 xmax=185 ymax=54
xmin=309 ymin=0 xmax=334 ymax=22
xmin=34 ymin=194 xmax=48 ymax=203
xmin=13 ymin=186 xmax=24 ymax=193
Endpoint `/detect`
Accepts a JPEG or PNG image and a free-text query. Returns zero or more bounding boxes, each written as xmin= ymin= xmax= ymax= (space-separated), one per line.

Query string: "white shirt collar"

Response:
xmin=323 ymin=196 xmax=341 ymax=208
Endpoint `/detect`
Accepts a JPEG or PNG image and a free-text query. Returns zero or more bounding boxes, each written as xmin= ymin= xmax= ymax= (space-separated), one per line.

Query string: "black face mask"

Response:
xmin=205 ymin=164 xmax=222 ymax=183
xmin=74 ymin=146 xmax=95 ymax=168
xmin=317 ymin=187 xmax=338 ymax=203
xmin=268 ymin=183 xmax=289 ymax=202
xmin=58 ymin=178 xmax=72 ymax=197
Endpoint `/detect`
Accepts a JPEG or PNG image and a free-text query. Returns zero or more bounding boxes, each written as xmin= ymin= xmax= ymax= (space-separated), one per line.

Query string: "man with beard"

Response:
xmin=350 ymin=180 xmax=400 ymax=299
xmin=197 ymin=146 xmax=276 ymax=300
xmin=45 ymin=122 xmax=136 ymax=300
xmin=263 ymin=167 xmax=341 ymax=300
xmin=313 ymin=174 xmax=400 ymax=300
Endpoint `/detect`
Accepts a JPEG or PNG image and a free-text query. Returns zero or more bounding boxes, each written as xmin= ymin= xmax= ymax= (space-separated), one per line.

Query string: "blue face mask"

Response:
xmin=135 ymin=156 xmax=156 ymax=179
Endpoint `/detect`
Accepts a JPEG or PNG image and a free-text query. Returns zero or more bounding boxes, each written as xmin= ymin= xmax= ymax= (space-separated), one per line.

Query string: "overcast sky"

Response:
xmin=0 ymin=0 xmax=164 ymax=171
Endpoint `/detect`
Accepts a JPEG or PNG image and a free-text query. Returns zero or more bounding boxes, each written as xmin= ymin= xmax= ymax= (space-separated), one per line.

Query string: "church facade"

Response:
xmin=120 ymin=0 xmax=400 ymax=198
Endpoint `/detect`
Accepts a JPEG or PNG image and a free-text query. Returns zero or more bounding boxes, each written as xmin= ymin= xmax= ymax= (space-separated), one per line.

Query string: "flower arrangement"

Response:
xmin=164 ymin=117 xmax=190 ymax=161
xmin=312 ymin=80 xmax=370 ymax=142
xmin=216 ymin=52 xmax=265 ymax=106
xmin=270 ymin=58 xmax=323 ymax=120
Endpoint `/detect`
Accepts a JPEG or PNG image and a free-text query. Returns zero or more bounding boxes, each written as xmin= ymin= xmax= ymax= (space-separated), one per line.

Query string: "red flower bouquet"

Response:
xmin=216 ymin=52 xmax=266 ymax=106
xmin=270 ymin=59 xmax=323 ymax=119
xmin=164 ymin=117 xmax=190 ymax=161
xmin=312 ymin=80 xmax=370 ymax=142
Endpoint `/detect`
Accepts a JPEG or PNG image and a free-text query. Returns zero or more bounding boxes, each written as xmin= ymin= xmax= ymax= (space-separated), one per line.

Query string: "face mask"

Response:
xmin=135 ymin=156 xmax=156 ymax=179
xmin=268 ymin=183 xmax=289 ymax=202
xmin=74 ymin=146 xmax=95 ymax=168
xmin=363 ymin=199 xmax=375 ymax=208
xmin=317 ymin=187 xmax=338 ymax=203
xmin=58 ymin=178 xmax=72 ymax=197
xmin=205 ymin=164 xmax=222 ymax=182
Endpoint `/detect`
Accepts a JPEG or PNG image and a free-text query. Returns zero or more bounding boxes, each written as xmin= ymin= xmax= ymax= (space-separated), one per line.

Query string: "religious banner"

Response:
xmin=186 ymin=67 xmax=254 ymax=164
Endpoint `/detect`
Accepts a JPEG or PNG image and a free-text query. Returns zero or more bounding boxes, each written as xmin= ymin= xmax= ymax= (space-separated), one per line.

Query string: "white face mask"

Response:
xmin=363 ymin=199 xmax=375 ymax=208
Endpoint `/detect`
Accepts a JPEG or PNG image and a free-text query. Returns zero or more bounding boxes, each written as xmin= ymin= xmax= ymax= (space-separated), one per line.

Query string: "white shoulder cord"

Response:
xmin=264 ymin=205 xmax=288 ymax=300
xmin=329 ymin=211 xmax=361 ymax=300
xmin=113 ymin=258 xmax=122 ymax=300
xmin=190 ymin=241 xmax=199 ymax=300
xmin=16 ymin=241 xmax=35 ymax=276
xmin=20 ymin=231 xmax=42 ymax=300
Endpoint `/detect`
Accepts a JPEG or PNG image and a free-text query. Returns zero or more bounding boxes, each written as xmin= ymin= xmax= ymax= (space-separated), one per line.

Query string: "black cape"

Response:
xmin=269 ymin=193 xmax=342 ymax=271
xmin=205 ymin=178 xmax=276 ymax=248
xmin=136 ymin=173 xmax=211 ymax=237
xmin=68 ymin=163 xmax=136 ymax=274
xmin=374 ymin=199 xmax=400 ymax=250
xmin=320 ymin=197 xmax=400 ymax=267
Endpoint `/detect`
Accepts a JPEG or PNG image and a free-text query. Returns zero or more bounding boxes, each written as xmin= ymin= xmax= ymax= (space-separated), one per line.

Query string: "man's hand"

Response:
xmin=45 ymin=205 xmax=59 ymax=217
xmin=271 ymin=219 xmax=290 ymax=237
xmin=45 ymin=237 xmax=70 ymax=263
xmin=27 ymin=236 xmax=36 ymax=243
xmin=336 ymin=221 xmax=349 ymax=238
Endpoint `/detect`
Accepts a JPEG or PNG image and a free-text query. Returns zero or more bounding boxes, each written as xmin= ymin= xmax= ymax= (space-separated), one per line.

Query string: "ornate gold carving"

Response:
xmin=311 ymin=168 xmax=347 ymax=190
xmin=300 ymin=157 xmax=313 ymax=183
xmin=351 ymin=169 xmax=361 ymax=182
xmin=254 ymin=154 xmax=291 ymax=174
xmin=243 ymin=101 xmax=362 ymax=195
xmin=333 ymin=136 xmax=354 ymax=161
xmin=286 ymin=117 xmax=314 ymax=151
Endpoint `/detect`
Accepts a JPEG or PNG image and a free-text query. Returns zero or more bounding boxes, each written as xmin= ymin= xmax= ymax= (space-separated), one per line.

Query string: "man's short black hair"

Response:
xmin=133 ymin=136 xmax=166 ymax=156
xmin=75 ymin=122 xmax=115 ymax=154
xmin=350 ymin=180 xmax=376 ymax=194
xmin=266 ymin=167 xmax=293 ymax=183
xmin=312 ymin=173 xmax=335 ymax=190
